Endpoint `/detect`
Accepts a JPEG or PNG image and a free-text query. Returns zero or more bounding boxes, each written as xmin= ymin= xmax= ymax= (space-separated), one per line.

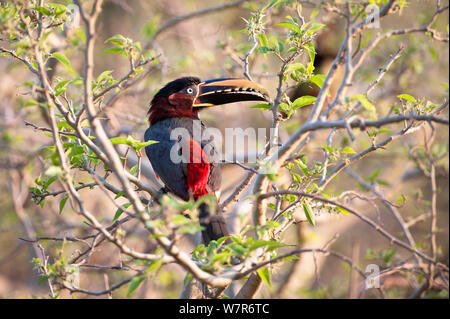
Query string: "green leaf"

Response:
xmin=134 ymin=140 xmax=158 ymax=151
xmin=110 ymin=136 xmax=158 ymax=151
xmin=267 ymin=0 xmax=286 ymax=8
xmin=48 ymin=3 xmax=67 ymax=17
xmin=96 ymin=70 xmax=113 ymax=83
xmin=114 ymin=191 xmax=124 ymax=199
xmin=276 ymin=21 xmax=301 ymax=34
xmin=396 ymin=194 xmax=407 ymax=205
xmin=146 ymin=219 xmax=164 ymax=230
xmin=292 ymin=95 xmax=316 ymax=109
xmin=103 ymin=47 xmax=125 ymax=54
xmin=383 ymin=248 xmax=396 ymax=264
xmin=295 ymin=159 xmax=309 ymax=175
xmin=322 ymin=145 xmax=334 ymax=153
xmin=54 ymin=80 xmax=71 ymax=96
xmin=113 ymin=203 xmax=132 ymax=221
xmin=377 ymin=128 xmax=391 ymax=134
xmin=31 ymin=6 xmax=52 ymax=16
xmin=249 ymin=240 xmax=285 ymax=252
xmin=257 ymin=267 xmax=271 ymax=287
xmin=292 ymin=172 xmax=302 ymax=183
xmin=308 ymin=74 xmax=325 ymax=88
xmin=213 ymin=251 xmax=233 ymax=262
xmin=217 ymin=236 xmax=229 ymax=246
xmin=277 ymin=40 xmax=285 ymax=53
xmin=341 ymin=147 xmax=356 ymax=154
xmin=146 ymin=259 xmax=163 ymax=275
xmin=302 ymin=202 xmax=315 ymax=226
xmin=24 ymin=100 xmax=40 ymax=107
xmin=304 ymin=43 xmax=316 ymax=64
xmin=286 ymin=62 xmax=305 ymax=74
xmin=59 ymin=196 xmax=68 ymax=214
xmin=336 ymin=206 xmax=350 ymax=216
xmin=284 ymin=255 xmax=300 ymax=261
xmin=142 ymin=17 xmax=160 ymax=39
xmin=70 ymin=77 xmax=84 ymax=86
xmin=279 ymin=102 xmax=293 ymax=118
xmin=376 ymin=179 xmax=390 ymax=186
xmin=104 ymin=34 xmax=127 ymax=44
xmin=183 ymin=272 xmax=193 ymax=287
xmin=251 ymin=103 xmax=271 ymax=110
xmin=284 ymin=194 xmax=297 ymax=203
xmin=67 ymin=145 xmax=84 ymax=158
xmin=366 ymin=169 xmax=381 ymax=185
xmin=367 ymin=128 xmax=377 ymax=137
xmin=257 ymin=46 xmax=274 ymax=54
xmin=308 ymin=23 xmax=326 ymax=34
xmin=310 ymin=7 xmax=320 ymax=19
xmin=353 ymin=94 xmax=375 ymax=112
xmin=257 ymin=34 xmax=268 ymax=47
xmin=31 ymin=258 xmax=42 ymax=266
xmin=51 ymin=52 xmax=75 ymax=74
xmin=127 ymin=276 xmax=145 ymax=297
xmin=172 ymin=215 xmax=190 ymax=226
xmin=428 ymin=46 xmax=438 ymax=63
xmin=45 ymin=166 xmax=63 ymax=177
xmin=109 ymin=136 xmax=128 ymax=145
xmin=397 ymin=94 xmax=417 ymax=103
xmin=228 ymin=243 xmax=246 ymax=256
xmin=306 ymin=61 xmax=315 ymax=75
xmin=129 ymin=165 xmax=138 ymax=175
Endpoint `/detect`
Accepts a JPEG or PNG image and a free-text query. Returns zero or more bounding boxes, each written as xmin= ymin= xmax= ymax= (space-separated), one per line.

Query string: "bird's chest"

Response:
xmin=146 ymin=118 xmax=219 ymax=160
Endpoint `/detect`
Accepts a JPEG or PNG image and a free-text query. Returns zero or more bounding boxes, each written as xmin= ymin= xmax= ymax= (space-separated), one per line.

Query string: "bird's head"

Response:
xmin=148 ymin=76 xmax=270 ymax=125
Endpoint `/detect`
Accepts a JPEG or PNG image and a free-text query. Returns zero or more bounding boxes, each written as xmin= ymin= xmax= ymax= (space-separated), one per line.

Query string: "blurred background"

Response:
xmin=0 ymin=0 xmax=448 ymax=298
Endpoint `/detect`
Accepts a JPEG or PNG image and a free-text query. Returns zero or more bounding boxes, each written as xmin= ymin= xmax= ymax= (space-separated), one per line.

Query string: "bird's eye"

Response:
xmin=186 ymin=87 xmax=194 ymax=94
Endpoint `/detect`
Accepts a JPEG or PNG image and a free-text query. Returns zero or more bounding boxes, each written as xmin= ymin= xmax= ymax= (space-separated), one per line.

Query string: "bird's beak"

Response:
xmin=193 ymin=78 xmax=270 ymax=107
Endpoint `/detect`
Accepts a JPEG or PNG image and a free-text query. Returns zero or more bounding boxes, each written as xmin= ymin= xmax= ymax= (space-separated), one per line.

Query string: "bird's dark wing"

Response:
xmin=145 ymin=117 xmax=222 ymax=200
xmin=144 ymin=121 xmax=190 ymax=201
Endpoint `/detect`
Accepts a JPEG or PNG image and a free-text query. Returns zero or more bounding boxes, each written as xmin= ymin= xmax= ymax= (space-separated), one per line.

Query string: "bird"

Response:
xmin=144 ymin=77 xmax=270 ymax=244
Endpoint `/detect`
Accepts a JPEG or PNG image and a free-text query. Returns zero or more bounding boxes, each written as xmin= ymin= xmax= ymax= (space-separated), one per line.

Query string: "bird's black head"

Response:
xmin=151 ymin=76 xmax=201 ymax=105
xmin=148 ymin=76 xmax=270 ymax=125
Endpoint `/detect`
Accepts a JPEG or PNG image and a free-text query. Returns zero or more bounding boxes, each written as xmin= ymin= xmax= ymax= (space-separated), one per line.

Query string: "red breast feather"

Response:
xmin=187 ymin=139 xmax=210 ymax=199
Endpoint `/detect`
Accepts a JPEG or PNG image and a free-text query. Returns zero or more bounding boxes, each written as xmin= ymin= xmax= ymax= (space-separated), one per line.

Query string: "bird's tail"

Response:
xmin=198 ymin=202 xmax=229 ymax=244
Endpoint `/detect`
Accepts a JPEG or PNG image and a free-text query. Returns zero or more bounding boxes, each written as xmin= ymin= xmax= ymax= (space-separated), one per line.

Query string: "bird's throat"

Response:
xmin=148 ymin=97 xmax=199 ymax=125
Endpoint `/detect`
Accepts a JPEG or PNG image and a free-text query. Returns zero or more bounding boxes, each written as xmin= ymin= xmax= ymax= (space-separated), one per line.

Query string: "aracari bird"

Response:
xmin=144 ymin=77 xmax=269 ymax=243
